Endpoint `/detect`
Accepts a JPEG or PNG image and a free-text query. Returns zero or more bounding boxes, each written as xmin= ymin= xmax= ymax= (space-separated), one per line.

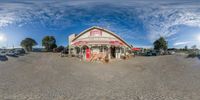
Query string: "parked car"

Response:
xmin=32 ymin=48 xmax=45 ymax=52
xmin=146 ymin=51 xmax=152 ymax=56
xmin=60 ymin=48 xmax=69 ymax=57
xmin=53 ymin=46 xmax=65 ymax=53
xmin=168 ymin=51 xmax=175 ymax=55
xmin=163 ymin=51 xmax=169 ymax=55
xmin=153 ymin=50 xmax=160 ymax=56
xmin=14 ymin=48 xmax=26 ymax=55
xmin=0 ymin=54 xmax=8 ymax=61
xmin=146 ymin=50 xmax=160 ymax=56
xmin=0 ymin=50 xmax=6 ymax=54
xmin=6 ymin=50 xmax=18 ymax=57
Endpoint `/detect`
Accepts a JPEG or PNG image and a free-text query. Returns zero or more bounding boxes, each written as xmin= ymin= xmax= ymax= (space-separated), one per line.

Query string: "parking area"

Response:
xmin=0 ymin=53 xmax=200 ymax=100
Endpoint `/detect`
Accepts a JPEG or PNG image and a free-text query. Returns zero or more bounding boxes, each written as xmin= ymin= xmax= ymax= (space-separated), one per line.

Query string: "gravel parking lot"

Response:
xmin=0 ymin=53 xmax=200 ymax=100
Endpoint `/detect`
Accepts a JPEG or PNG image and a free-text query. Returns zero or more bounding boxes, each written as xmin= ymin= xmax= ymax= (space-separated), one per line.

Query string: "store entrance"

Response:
xmin=110 ymin=46 xmax=116 ymax=58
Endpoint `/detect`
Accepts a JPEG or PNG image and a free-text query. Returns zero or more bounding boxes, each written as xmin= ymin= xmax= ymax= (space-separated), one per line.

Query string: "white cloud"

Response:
xmin=138 ymin=8 xmax=200 ymax=42
xmin=134 ymin=45 xmax=153 ymax=48
xmin=173 ymin=41 xmax=191 ymax=46
xmin=0 ymin=0 xmax=200 ymax=42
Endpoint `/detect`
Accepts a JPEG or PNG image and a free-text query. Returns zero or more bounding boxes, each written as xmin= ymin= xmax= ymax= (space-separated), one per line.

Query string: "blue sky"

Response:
xmin=0 ymin=0 xmax=200 ymax=48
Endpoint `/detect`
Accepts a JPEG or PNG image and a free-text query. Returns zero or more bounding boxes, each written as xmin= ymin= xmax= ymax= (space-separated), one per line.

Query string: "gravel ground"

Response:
xmin=0 ymin=52 xmax=200 ymax=100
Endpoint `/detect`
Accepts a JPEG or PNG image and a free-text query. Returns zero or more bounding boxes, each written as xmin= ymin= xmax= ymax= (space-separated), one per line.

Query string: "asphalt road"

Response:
xmin=0 ymin=53 xmax=200 ymax=100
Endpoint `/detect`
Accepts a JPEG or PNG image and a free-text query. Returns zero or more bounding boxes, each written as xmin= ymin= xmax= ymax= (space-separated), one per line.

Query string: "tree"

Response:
xmin=184 ymin=45 xmax=188 ymax=51
xmin=191 ymin=45 xmax=197 ymax=50
xmin=42 ymin=36 xmax=57 ymax=51
xmin=153 ymin=37 xmax=168 ymax=50
xmin=20 ymin=38 xmax=37 ymax=52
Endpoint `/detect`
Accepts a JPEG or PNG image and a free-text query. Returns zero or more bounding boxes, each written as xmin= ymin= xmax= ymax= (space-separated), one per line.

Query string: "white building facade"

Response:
xmin=68 ymin=26 xmax=132 ymax=60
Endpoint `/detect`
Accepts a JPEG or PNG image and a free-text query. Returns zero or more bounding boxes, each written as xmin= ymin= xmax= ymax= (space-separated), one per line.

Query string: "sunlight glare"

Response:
xmin=0 ymin=34 xmax=7 ymax=42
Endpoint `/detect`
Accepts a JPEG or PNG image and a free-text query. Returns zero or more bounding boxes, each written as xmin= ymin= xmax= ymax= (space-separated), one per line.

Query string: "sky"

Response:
xmin=0 ymin=0 xmax=200 ymax=49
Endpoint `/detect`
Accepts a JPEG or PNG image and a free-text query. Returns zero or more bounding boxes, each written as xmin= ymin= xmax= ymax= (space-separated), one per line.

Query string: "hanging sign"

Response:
xmin=90 ymin=29 xmax=102 ymax=36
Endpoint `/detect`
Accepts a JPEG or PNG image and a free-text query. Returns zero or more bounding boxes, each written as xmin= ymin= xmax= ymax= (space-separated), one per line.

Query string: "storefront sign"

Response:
xmin=90 ymin=29 xmax=102 ymax=36
xmin=72 ymin=40 xmax=124 ymax=46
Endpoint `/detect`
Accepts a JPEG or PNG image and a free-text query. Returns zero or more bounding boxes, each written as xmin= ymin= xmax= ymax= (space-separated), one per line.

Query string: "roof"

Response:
xmin=71 ymin=26 xmax=132 ymax=48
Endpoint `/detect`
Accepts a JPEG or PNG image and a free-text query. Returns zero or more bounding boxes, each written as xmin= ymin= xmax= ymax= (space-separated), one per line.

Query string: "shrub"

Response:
xmin=52 ymin=46 xmax=65 ymax=53
xmin=57 ymin=46 xmax=64 ymax=52
xmin=187 ymin=52 xmax=200 ymax=58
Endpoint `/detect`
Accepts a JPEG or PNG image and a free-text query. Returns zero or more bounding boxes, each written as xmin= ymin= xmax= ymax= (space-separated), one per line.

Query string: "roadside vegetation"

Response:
xmin=187 ymin=52 xmax=200 ymax=58
xmin=153 ymin=37 xmax=168 ymax=51
xmin=42 ymin=36 xmax=57 ymax=52
xmin=20 ymin=38 xmax=37 ymax=52
xmin=1 ymin=36 xmax=70 ymax=61
xmin=142 ymin=37 xmax=168 ymax=56
xmin=186 ymin=45 xmax=200 ymax=59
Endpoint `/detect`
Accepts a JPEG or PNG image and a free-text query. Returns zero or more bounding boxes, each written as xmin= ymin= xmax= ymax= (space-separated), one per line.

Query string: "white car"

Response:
xmin=6 ymin=50 xmax=18 ymax=57
xmin=169 ymin=51 xmax=175 ymax=55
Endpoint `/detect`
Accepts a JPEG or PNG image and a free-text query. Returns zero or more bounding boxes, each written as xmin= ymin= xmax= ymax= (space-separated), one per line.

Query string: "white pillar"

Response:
xmin=108 ymin=45 xmax=111 ymax=59
xmin=68 ymin=46 xmax=71 ymax=55
xmin=119 ymin=47 xmax=121 ymax=58
xmin=116 ymin=47 xmax=120 ymax=59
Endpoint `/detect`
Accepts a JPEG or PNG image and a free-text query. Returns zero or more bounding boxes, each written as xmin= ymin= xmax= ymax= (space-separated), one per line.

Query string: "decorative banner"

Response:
xmin=72 ymin=40 xmax=124 ymax=46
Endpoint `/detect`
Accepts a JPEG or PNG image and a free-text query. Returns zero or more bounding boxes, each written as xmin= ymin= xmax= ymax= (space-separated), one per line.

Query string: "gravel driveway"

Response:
xmin=0 ymin=53 xmax=200 ymax=100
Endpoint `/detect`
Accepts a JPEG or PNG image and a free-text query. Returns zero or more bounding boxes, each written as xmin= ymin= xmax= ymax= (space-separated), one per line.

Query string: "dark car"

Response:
xmin=60 ymin=48 xmax=69 ymax=57
xmin=152 ymin=50 xmax=160 ymax=56
xmin=146 ymin=51 xmax=152 ymax=56
xmin=0 ymin=55 xmax=8 ymax=61
xmin=146 ymin=50 xmax=160 ymax=56
xmin=14 ymin=48 xmax=26 ymax=55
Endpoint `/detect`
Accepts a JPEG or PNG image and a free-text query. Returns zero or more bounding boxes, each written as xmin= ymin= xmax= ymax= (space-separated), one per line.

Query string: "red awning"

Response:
xmin=109 ymin=41 xmax=123 ymax=46
xmin=132 ymin=48 xmax=141 ymax=51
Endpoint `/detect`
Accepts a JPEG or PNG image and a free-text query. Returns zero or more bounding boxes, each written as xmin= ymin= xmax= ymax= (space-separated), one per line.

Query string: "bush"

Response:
xmin=187 ymin=52 xmax=200 ymax=58
xmin=57 ymin=46 xmax=64 ymax=52
xmin=52 ymin=46 xmax=65 ymax=53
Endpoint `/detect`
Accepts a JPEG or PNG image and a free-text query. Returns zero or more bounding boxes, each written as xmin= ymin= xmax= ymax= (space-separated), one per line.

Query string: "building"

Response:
xmin=68 ymin=26 xmax=132 ymax=60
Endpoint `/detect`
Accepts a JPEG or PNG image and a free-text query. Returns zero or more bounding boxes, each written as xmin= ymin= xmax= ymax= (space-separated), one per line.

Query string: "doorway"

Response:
xmin=110 ymin=46 xmax=116 ymax=58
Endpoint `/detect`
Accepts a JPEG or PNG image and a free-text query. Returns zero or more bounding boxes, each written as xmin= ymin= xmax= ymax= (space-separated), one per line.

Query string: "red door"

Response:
xmin=86 ymin=48 xmax=91 ymax=60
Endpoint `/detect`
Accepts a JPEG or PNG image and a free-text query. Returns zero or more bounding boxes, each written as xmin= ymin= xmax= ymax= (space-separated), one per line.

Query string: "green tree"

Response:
xmin=184 ymin=45 xmax=188 ymax=51
xmin=42 ymin=36 xmax=57 ymax=51
xmin=20 ymin=38 xmax=37 ymax=52
xmin=191 ymin=45 xmax=197 ymax=50
xmin=153 ymin=37 xmax=168 ymax=50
